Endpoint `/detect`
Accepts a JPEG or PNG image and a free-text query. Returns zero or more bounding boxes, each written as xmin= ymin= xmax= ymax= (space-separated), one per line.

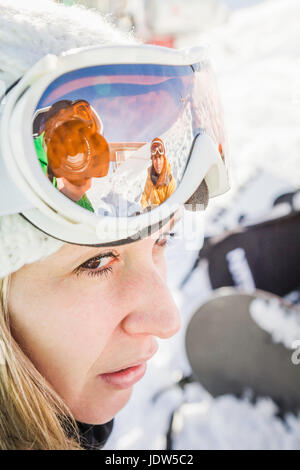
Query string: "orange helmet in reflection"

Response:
xmin=42 ymin=100 xmax=110 ymax=186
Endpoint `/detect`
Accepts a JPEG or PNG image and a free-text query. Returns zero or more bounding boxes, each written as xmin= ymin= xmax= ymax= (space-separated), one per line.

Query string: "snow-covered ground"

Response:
xmin=104 ymin=0 xmax=300 ymax=450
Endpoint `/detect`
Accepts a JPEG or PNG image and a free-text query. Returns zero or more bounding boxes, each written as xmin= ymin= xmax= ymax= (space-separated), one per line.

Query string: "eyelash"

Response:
xmin=74 ymin=232 xmax=176 ymax=279
xmin=74 ymin=251 xmax=118 ymax=279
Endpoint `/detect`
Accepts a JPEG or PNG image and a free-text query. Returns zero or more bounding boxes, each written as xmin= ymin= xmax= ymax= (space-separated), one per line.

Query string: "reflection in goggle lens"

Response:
xmin=151 ymin=139 xmax=165 ymax=156
xmin=32 ymin=63 xmax=226 ymax=218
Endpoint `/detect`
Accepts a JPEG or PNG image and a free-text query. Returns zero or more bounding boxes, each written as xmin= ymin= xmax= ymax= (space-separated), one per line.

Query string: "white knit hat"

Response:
xmin=0 ymin=0 xmax=137 ymax=279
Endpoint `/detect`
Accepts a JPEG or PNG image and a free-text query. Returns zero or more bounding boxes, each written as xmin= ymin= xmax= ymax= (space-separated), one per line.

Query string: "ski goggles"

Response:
xmin=0 ymin=44 xmax=229 ymax=246
xmin=151 ymin=140 xmax=165 ymax=156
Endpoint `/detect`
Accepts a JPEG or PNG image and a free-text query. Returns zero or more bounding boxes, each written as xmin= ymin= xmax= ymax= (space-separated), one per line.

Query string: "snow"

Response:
xmin=171 ymin=389 xmax=300 ymax=450
xmin=145 ymin=0 xmax=228 ymax=36
xmin=250 ymin=297 xmax=300 ymax=350
xmin=104 ymin=0 xmax=300 ymax=450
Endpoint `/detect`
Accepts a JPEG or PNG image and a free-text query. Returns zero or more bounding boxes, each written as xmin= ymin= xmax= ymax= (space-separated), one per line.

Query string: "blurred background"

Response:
xmin=57 ymin=0 xmax=300 ymax=449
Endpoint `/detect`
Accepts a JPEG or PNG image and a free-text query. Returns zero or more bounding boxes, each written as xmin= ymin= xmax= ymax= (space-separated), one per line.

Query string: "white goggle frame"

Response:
xmin=0 ymin=44 xmax=230 ymax=245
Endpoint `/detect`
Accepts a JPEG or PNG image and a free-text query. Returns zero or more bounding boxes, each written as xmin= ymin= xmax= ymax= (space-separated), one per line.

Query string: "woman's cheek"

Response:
xmin=11 ymin=275 xmax=119 ymax=384
xmin=47 ymin=278 xmax=120 ymax=354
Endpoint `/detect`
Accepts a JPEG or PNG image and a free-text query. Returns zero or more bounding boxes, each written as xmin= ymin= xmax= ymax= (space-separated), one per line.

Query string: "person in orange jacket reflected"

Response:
xmin=140 ymin=137 xmax=176 ymax=210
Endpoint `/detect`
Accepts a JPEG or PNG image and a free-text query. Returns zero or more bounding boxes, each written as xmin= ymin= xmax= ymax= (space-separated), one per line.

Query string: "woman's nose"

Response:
xmin=121 ymin=268 xmax=181 ymax=339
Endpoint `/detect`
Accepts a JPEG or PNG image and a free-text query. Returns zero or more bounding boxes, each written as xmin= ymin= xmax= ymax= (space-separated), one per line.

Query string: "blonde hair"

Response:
xmin=0 ymin=276 xmax=82 ymax=450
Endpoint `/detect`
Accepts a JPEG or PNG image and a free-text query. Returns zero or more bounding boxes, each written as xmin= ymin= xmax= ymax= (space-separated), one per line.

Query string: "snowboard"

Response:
xmin=185 ymin=210 xmax=300 ymax=297
xmin=185 ymin=287 xmax=300 ymax=414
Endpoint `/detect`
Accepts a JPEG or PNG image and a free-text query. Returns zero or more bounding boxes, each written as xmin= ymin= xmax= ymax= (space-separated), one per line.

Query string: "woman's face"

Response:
xmin=8 ymin=217 xmax=180 ymax=424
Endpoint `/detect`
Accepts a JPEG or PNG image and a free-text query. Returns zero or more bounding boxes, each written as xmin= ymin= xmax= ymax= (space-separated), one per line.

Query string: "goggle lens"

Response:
xmin=32 ymin=63 xmax=227 ymax=217
xmin=151 ymin=144 xmax=164 ymax=156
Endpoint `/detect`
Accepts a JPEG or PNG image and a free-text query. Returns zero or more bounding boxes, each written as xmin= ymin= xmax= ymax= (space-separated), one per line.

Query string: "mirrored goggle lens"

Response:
xmin=32 ymin=62 xmax=227 ymax=217
xmin=151 ymin=141 xmax=164 ymax=156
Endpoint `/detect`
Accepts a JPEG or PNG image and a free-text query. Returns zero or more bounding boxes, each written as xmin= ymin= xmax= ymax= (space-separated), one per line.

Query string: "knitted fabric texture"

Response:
xmin=0 ymin=215 xmax=63 ymax=279
xmin=0 ymin=0 xmax=137 ymax=279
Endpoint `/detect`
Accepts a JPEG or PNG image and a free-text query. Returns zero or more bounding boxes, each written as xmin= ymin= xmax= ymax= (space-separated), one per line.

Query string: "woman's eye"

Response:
xmin=155 ymin=231 xmax=176 ymax=248
xmin=74 ymin=251 xmax=119 ymax=278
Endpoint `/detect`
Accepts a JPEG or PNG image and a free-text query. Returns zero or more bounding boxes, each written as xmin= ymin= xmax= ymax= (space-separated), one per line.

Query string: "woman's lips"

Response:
xmin=99 ymin=362 xmax=147 ymax=389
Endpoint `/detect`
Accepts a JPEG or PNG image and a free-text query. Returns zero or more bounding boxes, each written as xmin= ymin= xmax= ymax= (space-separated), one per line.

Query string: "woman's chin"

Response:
xmin=71 ymin=386 xmax=133 ymax=425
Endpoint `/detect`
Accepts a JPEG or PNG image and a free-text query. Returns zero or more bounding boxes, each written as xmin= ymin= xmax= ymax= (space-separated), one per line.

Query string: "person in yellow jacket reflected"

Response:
xmin=140 ymin=138 xmax=176 ymax=210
